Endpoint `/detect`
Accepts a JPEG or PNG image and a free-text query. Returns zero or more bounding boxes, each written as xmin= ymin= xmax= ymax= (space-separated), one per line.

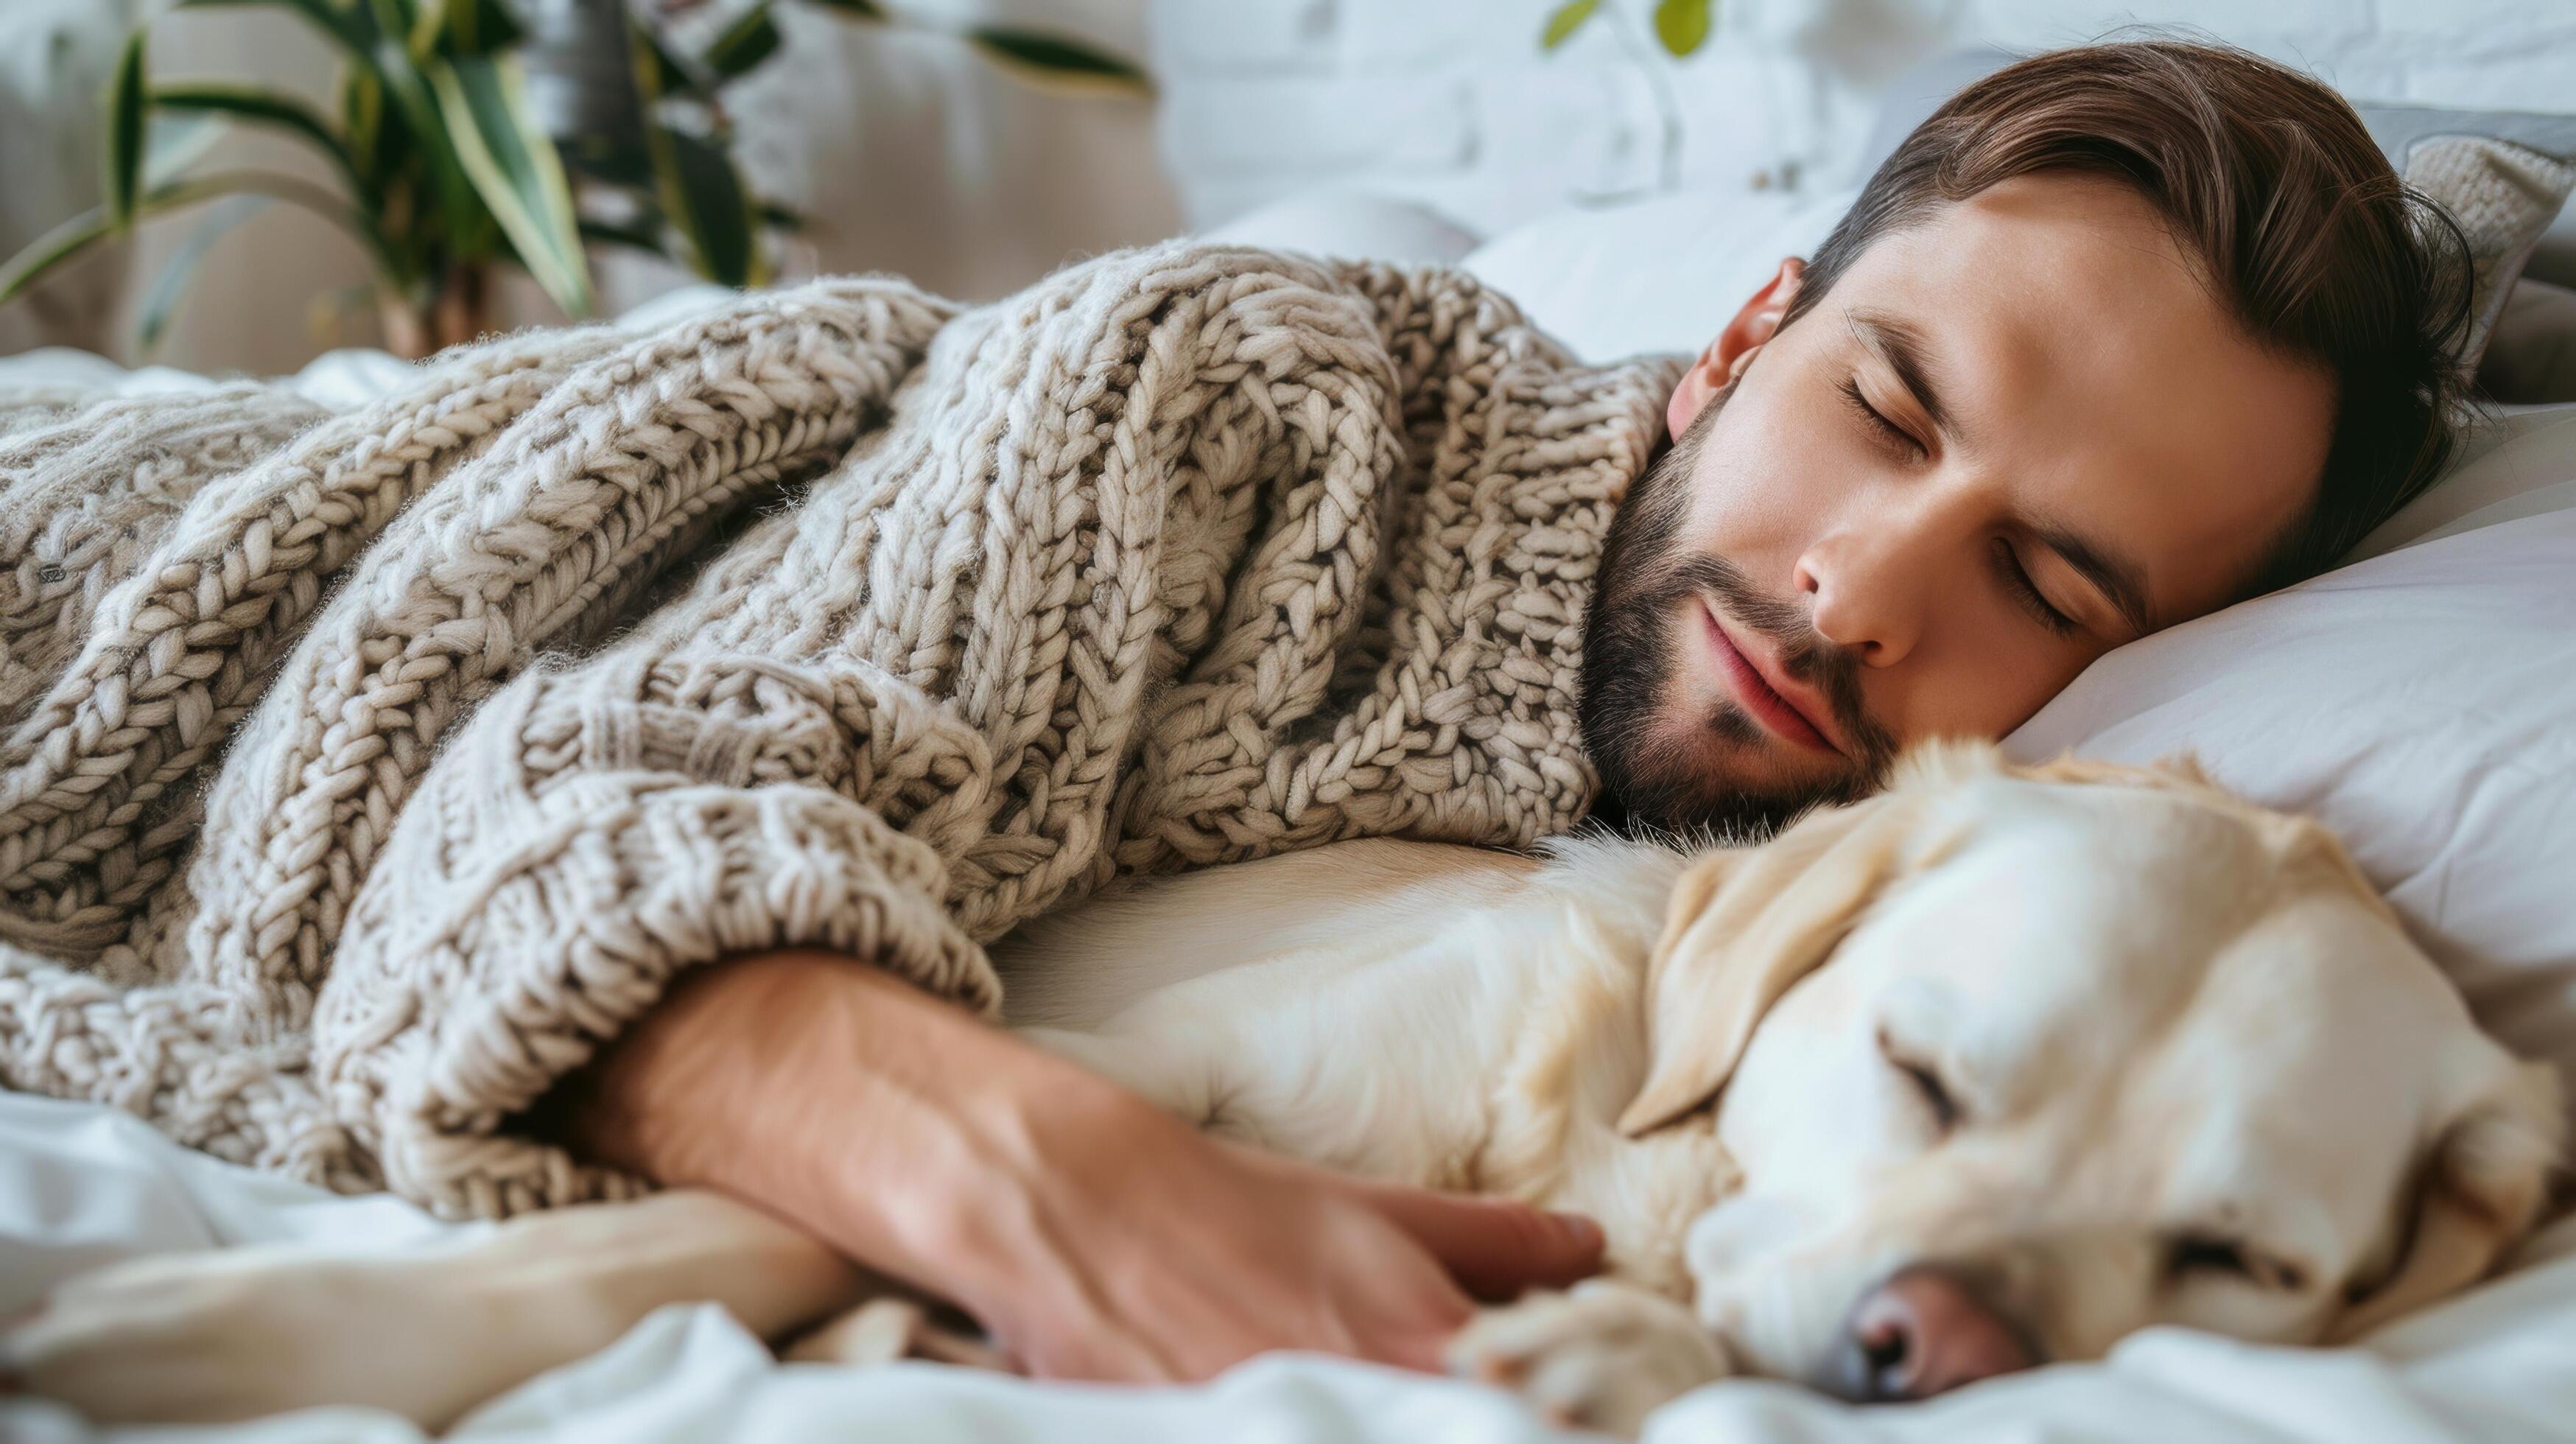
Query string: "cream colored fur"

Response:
xmin=4 ymin=742 xmax=2560 ymax=1435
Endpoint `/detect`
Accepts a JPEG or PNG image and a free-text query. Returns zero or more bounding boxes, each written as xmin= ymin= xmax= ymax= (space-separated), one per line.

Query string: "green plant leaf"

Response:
xmin=458 ymin=0 xmax=524 ymax=55
xmin=703 ymin=1 xmax=782 ymax=81
xmin=1652 ymin=0 xmax=1712 ymax=57
xmin=361 ymin=0 xmax=484 ymax=241
xmin=137 ymin=194 xmax=270 ymax=352
xmin=339 ymin=65 xmax=387 ymax=179
xmin=578 ymin=214 xmax=674 ymax=259
xmin=105 ymin=31 xmax=147 ymax=232
xmin=329 ymin=69 xmax=422 ymax=282
xmin=631 ymin=23 xmax=762 ymax=287
xmin=406 ymin=0 xmax=443 ymax=57
xmin=424 ymin=0 xmax=526 ymax=57
xmin=633 ymin=25 xmax=706 ymax=100
xmin=150 ymin=83 xmax=371 ymax=198
xmin=803 ymin=0 xmax=887 ymax=17
xmin=1 ymin=170 xmax=381 ymax=306
xmin=963 ymin=26 xmax=1153 ymax=98
xmin=645 ymin=123 xmax=764 ymax=287
xmin=0 ymin=213 xmax=116 ymax=306
xmin=1540 ymin=0 xmax=1600 ymax=51
xmin=429 ymin=52 xmax=594 ymax=314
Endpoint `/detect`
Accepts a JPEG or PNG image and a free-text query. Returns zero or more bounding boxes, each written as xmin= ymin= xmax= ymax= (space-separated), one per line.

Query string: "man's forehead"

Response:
xmin=1831 ymin=180 xmax=2239 ymax=438
xmin=1856 ymin=174 xmax=2208 ymax=313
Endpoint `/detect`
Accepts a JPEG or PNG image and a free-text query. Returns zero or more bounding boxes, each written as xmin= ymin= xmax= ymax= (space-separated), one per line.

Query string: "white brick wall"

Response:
xmin=1148 ymin=0 xmax=2576 ymax=239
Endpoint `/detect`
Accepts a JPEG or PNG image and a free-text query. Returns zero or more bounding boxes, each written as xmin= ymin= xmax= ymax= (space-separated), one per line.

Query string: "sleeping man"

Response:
xmin=529 ymin=41 xmax=2470 ymax=1382
xmin=0 ymin=38 xmax=2471 ymax=1396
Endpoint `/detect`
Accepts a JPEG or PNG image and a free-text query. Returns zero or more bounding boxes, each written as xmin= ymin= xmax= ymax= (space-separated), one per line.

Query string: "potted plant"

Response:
xmin=0 ymin=0 xmax=1150 ymax=360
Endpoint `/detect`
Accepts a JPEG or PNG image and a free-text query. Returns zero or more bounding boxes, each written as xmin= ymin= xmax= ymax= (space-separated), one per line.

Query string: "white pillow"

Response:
xmin=1198 ymin=191 xmax=1483 ymax=270
xmin=1463 ymin=186 xmax=1861 ymax=364
xmin=2005 ymin=407 xmax=2576 ymax=1093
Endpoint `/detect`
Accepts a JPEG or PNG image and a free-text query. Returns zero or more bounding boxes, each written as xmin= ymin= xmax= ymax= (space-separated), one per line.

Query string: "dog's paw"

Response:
xmin=783 ymin=1298 xmax=930 ymax=1367
xmin=1447 ymin=1281 xmax=1732 ymax=1437
xmin=782 ymin=1299 xmax=1011 ymax=1371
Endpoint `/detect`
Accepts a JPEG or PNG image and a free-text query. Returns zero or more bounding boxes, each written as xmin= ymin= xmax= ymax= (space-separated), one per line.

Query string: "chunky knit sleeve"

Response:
xmin=311 ymin=650 xmax=995 ymax=1218
xmin=264 ymin=288 xmax=979 ymax=1219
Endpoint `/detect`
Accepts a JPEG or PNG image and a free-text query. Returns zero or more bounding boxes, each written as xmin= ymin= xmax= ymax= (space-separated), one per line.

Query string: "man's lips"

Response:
xmin=1696 ymin=601 xmax=1845 ymax=756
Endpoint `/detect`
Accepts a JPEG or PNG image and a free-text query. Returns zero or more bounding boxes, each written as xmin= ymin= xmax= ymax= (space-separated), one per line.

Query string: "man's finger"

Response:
xmin=1366 ymin=1188 xmax=1607 ymax=1300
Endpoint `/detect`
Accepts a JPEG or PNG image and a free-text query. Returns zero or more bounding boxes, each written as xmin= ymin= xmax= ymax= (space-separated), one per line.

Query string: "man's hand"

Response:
xmin=916 ymin=1091 xmax=1607 ymax=1381
xmin=533 ymin=950 xmax=1605 ymax=1382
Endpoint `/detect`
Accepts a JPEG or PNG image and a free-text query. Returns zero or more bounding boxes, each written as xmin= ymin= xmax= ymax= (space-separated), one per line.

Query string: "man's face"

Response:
xmin=1581 ymin=174 xmax=2337 ymax=833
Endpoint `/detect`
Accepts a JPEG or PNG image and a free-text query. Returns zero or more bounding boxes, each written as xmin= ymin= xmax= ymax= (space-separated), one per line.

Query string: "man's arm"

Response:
xmin=533 ymin=947 xmax=1607 ymax=1381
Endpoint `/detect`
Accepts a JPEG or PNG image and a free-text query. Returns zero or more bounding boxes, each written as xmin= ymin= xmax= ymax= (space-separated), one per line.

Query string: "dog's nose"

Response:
xmin=1844 ymin=1264 xmax=2033 ymax=1401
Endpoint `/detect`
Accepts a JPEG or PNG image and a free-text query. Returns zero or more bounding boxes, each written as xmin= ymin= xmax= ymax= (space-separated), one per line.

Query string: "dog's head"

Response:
xmin=1624 ymin=740 xmax=2564 ymax=1401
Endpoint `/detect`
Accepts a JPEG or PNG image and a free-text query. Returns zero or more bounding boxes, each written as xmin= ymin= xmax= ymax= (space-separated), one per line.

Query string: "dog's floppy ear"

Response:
xmin=2330 ymin=1056 xmax=2566 ymax=1342
xmin=1618 ymin=792 xmax=1923 ymax=1137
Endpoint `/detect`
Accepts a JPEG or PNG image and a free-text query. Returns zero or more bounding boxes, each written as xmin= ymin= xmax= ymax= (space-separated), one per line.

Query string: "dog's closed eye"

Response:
xmin=1877 ymin=1027 xmax=1961 ymax=1135
xmin=2165 ymin=1233 xmax=2309 ymax=1293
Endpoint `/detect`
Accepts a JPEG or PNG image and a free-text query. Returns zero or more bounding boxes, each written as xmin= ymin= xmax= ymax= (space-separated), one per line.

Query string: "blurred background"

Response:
xmin=4 ymin=0 xmax=2572 ymax=376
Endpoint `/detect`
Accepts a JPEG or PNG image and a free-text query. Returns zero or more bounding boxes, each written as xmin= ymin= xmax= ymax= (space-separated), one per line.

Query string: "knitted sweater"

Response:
xmin=0 ymin=243 xmax=1678 ymax=1219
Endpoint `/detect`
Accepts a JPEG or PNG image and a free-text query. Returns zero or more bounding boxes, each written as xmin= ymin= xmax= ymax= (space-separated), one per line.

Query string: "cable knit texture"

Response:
xmin=0 ymin=244 xmax=1679 ymax=1218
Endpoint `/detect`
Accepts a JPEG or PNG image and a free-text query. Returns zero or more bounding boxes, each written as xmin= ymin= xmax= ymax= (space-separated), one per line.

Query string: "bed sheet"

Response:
xmin=3 ymin=1090 xmax=2572 ymax=1444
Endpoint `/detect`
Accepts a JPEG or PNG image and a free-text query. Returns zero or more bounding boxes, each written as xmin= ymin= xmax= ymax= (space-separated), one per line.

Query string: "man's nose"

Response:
xmin=1840 ymin=1264 xmax=2035 ymax=1401
xmin=1794 ymin=535 xmax=1923 ymax=668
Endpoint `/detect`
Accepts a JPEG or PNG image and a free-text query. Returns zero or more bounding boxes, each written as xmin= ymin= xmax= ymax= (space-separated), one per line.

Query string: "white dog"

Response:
xmin=5 ymin=742 xmax=2563 ymax=1435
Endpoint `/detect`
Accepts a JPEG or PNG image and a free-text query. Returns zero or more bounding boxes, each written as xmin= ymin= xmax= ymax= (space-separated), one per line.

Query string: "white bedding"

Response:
xmin=5 ymin=1086 xmax=2574 ymax=1444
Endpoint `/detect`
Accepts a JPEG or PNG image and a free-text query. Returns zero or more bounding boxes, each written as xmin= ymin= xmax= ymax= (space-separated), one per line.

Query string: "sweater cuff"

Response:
xmin=314 ymin=654 xmax=995 ymax=1219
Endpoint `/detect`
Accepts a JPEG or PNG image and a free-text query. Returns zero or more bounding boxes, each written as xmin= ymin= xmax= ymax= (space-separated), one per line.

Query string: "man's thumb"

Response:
xmin=1369 ymin=1187 xmax=1606 ymax=1300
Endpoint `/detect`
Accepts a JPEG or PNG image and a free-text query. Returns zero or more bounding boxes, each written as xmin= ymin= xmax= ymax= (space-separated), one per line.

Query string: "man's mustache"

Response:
xmin=1651 ymin=554 xmax=1899 ymax=774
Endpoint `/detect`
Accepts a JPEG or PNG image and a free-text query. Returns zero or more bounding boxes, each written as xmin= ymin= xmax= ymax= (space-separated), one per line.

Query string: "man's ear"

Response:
xmin=1668 ymin=256 xmax=1805 ymax=441
xmin=1618 ymin=788 xmax=1920 ymax=1137
xmin=2329 ymin=1056 xmax=2566 ymax=1342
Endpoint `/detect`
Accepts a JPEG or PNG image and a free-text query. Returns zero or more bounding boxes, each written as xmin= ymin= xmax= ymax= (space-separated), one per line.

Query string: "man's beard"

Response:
xmin=1578 ymin=397 xmax=1900 ymax=837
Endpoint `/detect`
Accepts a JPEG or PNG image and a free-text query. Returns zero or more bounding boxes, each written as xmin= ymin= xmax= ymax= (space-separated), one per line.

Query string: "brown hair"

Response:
xmin=1783 ymin=39 xmax=2474 ymax=596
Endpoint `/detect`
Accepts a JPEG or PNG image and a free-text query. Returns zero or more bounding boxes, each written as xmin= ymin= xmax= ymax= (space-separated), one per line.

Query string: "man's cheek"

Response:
xmin=1715 ymin=376 xmax=1911 ymax=594
xmin=1881 ymin=643 xmax=2068 ymax=746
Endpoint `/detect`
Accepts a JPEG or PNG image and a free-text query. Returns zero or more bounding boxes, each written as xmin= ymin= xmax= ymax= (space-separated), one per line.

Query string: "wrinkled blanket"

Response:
xmin=0 ymin=242 xmax=1678 ymax=1217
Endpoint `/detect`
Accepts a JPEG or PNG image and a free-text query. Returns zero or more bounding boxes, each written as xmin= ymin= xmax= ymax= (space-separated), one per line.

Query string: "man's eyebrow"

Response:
xmin=2033 ymin=522 xmax=2155 ymax=637
xmin=1846 ymin=308 xmax=1955 ymax=441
